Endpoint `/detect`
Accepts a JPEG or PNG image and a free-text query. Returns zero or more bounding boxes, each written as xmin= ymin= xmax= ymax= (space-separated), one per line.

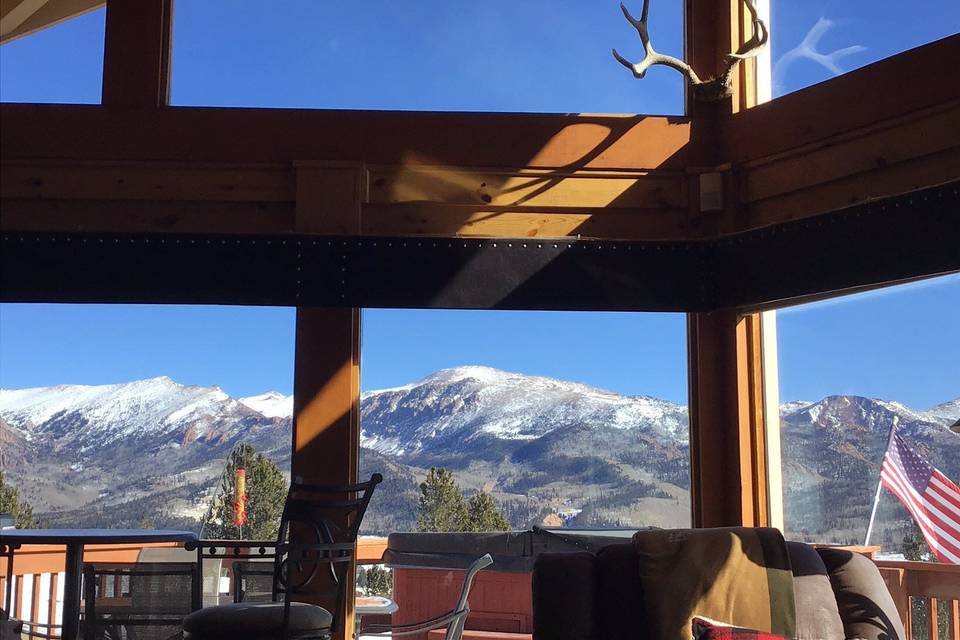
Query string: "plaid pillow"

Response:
xmin=692 ymin=616 xmax=789 ymax=640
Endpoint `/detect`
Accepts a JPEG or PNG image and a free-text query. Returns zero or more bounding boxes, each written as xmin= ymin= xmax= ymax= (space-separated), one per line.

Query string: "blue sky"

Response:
xmin=0 ymin=3 xmax=957 ymax=408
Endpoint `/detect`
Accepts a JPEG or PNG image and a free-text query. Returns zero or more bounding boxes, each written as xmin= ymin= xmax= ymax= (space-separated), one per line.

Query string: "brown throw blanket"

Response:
xmin=632 ymin=527 xmax=796 ymax=640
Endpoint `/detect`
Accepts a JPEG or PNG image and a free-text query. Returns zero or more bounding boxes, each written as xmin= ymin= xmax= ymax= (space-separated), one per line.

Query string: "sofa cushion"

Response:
xmin=182 ymin=601 xmax=332 ymax=640
xmin=531 ymin=551 xmax=597 ymax=640
xmin=816 ymin=548 xmax=906 ymax=640
xmin=595 ymin=543 xmax=648 ymax=640
xmin=785 ymin=542 xmax=844 ymax=640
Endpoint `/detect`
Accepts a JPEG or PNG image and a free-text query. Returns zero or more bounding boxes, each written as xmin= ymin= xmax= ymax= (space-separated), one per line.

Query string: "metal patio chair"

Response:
xmin=182 ymin=473 xmax=382 ymax=640
xmin=82 ymin=562 xmax=201 ymax=640
xmin=357 ymin=553 xmax=493 ymax=640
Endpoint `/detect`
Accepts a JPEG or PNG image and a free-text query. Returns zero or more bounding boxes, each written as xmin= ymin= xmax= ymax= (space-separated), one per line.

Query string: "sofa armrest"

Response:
xmin=532 ymin=552 xmax=597 ymax=640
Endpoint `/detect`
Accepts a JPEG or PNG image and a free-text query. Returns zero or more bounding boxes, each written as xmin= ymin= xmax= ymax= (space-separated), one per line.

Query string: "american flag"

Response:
xmin=880 ymin=433 xmax=960 ymax=564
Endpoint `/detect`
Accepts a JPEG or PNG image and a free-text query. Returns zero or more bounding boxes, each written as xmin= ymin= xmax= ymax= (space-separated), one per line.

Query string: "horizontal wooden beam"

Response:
xmin=723 ymin=35 xmax=960 ymax=163
xmin=0 ymin=105 xmax=696 ymax=171
xmin=361 ymin=204 xmax=691 ymax=240
xmin=734 ymin=102 xmax=960 ymax=231
xmin=1 ymin=160 xmax=692 ymax=240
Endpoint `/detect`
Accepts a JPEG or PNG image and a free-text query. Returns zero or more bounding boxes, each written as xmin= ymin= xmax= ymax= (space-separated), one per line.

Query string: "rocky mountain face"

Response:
xmin=1 ymin=368 xmax=957 ymax=549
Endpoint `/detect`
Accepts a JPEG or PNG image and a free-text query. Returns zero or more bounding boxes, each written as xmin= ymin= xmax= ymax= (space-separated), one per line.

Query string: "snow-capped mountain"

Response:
xmin=1 ymin=369 xmax=957 ymax=541
xmin=239 ymin=391 xmax=293 ymax=419
xmin=0 ymin=377 xmax=264 ymax=452
xmin=922 ymin=398 xmax=960 ymax=426
xmin=359 ymin=366 xmax=688 ymax=456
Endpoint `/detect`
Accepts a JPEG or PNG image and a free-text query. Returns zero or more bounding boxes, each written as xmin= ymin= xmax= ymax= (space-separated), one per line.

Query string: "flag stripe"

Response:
xmin=881 ymin=468 xmax=960 ymax=563
xmin=930 ymin=472 xmax=960 ymax=511
xmin=928 ymin=481 xmax=960 ymax=520
xmin=881 ymin=472 xmax=960 ymax=564
xmin=878 ymin=433 xmax=960 ymax=565
xmin=881 ymin=468 xmax=960 ymax=553
xmin=882 ymin=463 xmax=960 ymax=543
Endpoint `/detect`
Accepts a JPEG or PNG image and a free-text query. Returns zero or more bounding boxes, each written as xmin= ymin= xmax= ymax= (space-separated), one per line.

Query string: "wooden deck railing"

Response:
xmin=5 ymin=538 xmax=955 ymax=640
xmin=876 ymin=560 xmax=960 ymax=640
xmin=0 ymin=537 xmax=389 ymax=638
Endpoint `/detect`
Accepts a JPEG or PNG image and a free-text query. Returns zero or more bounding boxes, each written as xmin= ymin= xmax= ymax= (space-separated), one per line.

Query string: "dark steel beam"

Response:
xmin=2 ymin=182 xmax=958 ymax=311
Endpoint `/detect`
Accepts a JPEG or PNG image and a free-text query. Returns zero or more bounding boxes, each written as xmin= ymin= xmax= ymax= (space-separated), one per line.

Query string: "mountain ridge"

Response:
xmin=1 ymin=369 xmax=957 ymax=544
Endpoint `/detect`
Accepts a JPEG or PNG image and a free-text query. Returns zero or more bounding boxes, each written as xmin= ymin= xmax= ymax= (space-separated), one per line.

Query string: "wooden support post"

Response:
xmin=687 ymin=310 xmax=769 ymax=527
xmin=291 ymin=163 xmax=365 ymax=640
xmin=101 ymin=0 xmax=173 ymax=108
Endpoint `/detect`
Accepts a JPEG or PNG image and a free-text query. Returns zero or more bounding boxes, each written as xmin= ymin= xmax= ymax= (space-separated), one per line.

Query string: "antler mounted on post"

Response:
xmin=612 ymin=0 xmax=768 ymax=101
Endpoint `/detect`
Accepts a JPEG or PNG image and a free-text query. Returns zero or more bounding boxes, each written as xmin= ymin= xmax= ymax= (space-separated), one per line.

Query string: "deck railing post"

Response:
xmin=928 ymin=597 xmax=939 ymax=640
xmin=47 ymin=572 xmax=59 ymax=639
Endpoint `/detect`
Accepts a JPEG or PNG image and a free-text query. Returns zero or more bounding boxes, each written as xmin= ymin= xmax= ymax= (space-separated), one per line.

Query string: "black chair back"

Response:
xmin=83 ymin=562 xmax=201 ymax=640
xmin=271 ymin=472 xmax=382 ymax=635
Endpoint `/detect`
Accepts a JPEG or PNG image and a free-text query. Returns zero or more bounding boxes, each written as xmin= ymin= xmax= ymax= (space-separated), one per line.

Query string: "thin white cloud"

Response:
xmin=774 ymin=17 xmax=866 ymax=92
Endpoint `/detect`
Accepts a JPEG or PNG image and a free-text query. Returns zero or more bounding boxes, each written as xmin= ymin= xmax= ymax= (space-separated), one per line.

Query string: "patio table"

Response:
xmin=1 ymin=528 xmax=198 ymax=640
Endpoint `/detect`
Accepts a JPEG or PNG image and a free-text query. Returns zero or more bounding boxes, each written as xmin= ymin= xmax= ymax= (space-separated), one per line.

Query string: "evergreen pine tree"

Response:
xmin=365 ymin=565 xmax=393 ymax=597
xmin=201 ymin=444 xmax=287 ymax=540
xmin=465 ymin=492 xmax=511 ymax=532
xmin=0 ymin=470 xmax=39 ymax=528
xmin=416 ymin=467 xmax=468 ymax=532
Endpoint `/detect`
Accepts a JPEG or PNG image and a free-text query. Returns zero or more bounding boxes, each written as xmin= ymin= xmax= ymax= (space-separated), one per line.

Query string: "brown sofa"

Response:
xmin=532 ymin=540 xmax=906 ymax=640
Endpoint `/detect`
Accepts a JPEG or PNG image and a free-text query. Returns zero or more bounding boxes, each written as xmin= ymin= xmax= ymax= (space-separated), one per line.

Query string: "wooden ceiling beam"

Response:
xmin=0 ymin=159 xmax=695 ymax=240
xmin=0 ymin=0 xmax=101 ymax=43
xmin=723 ymin=35 xmax=960 ymax=164
xmin=0 ymin=105 xmax=696 ymax=170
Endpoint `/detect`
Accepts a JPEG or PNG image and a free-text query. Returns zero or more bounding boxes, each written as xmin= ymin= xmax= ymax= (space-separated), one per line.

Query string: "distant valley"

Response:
xmin=1 ymin=367 xmax=957 ymax=551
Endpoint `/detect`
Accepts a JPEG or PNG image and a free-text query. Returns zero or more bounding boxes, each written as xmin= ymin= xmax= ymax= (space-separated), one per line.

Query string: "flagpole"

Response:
xmin=864 ymin=421 xmax=898 ymax=546
xmin=863 ymin=477 xmax=883 ymax=546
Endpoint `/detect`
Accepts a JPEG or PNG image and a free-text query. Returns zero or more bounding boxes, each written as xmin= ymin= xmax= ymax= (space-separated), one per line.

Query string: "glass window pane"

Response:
xmin=0 ymin=303 xmax=295 ymax=534
xmin=775 ymin=275 xmax=960 ymax=554
xmin=359 ymin=309 xmax=690 ymax=535
xmin=772 ymin=0 xmax=960 ymax=98
xmin=0 ymin=9 xmax=105 ymax=104
xmin=171 ymin=0 xmax=684 ymax=114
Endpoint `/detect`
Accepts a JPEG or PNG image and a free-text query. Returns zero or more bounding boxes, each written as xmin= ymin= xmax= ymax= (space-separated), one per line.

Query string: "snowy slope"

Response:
xmin=0 ymin=377 xmax=260 ymax=452
xmin=239 ymin=391 xmax=293 ymax=419
xmin=359 ymin=366 xmax=689 ymax=456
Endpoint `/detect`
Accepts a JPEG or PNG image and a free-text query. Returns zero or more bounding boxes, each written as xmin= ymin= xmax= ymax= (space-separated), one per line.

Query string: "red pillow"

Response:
xmin=692 ymin=617 xmax=789 ymax=640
